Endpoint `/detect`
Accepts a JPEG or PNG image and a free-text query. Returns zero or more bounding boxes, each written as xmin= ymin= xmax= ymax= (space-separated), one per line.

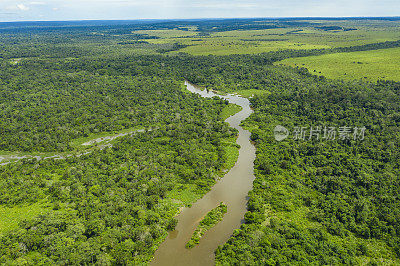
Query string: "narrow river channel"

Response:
xmin=151 ymin=81 xmax=256 ymax=266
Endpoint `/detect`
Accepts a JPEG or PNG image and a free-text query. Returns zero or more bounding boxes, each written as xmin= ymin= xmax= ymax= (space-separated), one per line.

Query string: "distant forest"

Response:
xmin=0 ymin=19 xmax=399 ymax=265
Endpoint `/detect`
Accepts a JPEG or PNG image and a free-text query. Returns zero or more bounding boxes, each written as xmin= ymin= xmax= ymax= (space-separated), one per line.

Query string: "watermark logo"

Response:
xmin=275 ymin=125 xmax=366 ymax=141
xmin=274 ymin=125 xmax=289 ymax=142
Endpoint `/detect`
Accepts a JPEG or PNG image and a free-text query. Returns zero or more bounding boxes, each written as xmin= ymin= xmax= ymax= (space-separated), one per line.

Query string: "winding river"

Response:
xmin=151 ymin=81 xmax=256 ymax=265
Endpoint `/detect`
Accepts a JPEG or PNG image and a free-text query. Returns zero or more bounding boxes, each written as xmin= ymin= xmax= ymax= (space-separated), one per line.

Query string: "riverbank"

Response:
xmin=151 ymin=81 xmax=256 ymax=266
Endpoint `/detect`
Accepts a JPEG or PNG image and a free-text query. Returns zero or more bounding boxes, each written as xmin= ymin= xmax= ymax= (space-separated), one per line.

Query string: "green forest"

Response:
xmin=215 ymin=73 xmax=400 ymax=265
xmin=0 ymin=18 xmax=399 ymax=265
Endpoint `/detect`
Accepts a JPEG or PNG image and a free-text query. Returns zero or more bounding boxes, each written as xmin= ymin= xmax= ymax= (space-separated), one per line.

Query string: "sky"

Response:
xmin=0 ymin=0 xmax=399 ymax=22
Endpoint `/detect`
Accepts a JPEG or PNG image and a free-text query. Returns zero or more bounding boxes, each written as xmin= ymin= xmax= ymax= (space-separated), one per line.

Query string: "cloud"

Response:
xmin=5 ymin=3 xmax=30 ymax=11
xmin=30 ymin=1 xmax=46 ymax=5
xmin=0 ymin=12 xmax=17 ymax=16
xmin=1 ymin=0 xmax=400 ymax=22
xmin=17 ymin=4 xmax=30 ymax=11
xmin=193 ymin=2 xmax=257 ymax=9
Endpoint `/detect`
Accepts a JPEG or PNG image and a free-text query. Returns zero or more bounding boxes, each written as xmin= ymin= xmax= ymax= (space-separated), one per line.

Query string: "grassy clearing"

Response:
xmin=139 ymin=21 xmax=400 ymax=56
xmin=276 ymin=47 xmax=400 ymax=82
xmin=211 ymin=23 xmax=400 ymax=48
xmin=166 ymin=184 xmax=202 ymax=206
xmin=221 ymin=135 xmax=240 ymax=172
xmin=234 ymin=89 xmax=270 ymax=98
xmin=220 ymin=103 xmax=242 ymax=121
xmin=133 ymin=29 xmax=198 ymax=38
xmin=0 ymin=202 xmax=50 ymax=236
xmin=175 ymin=39 xmax=327 ymax=56
xmin=186 ymin=203 xmax=227 ymax=248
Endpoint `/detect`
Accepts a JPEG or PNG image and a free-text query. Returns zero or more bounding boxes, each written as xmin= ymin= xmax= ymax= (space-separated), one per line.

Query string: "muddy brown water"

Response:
xmin=151 ymin=81 xmax=256 ymax=266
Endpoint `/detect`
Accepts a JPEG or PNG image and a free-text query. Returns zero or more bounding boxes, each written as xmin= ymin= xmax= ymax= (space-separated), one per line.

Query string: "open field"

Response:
xmin=134 ymin=29 xmax=198 ymax=38
xmin=135 ymin=20 xmax=400 ymax=55
xmin=179 ymin=40 xmax=326 ymax=56
xmin=1 ymin=18 xmax=400 ymax=265
xmin=0 ymin=202 xmax=49 ymax=236
xmin=143 ymin=33 xmax=329 ymax=55
xmin=276 ymin=47 xmax=400 ymax=82
xmin=211 ymin=24 xmax=400 ymax=48
xmin=234 ymin=89 xmax=270 ymax=98
xmin=220 ymin=104 xmax=242 ymax=121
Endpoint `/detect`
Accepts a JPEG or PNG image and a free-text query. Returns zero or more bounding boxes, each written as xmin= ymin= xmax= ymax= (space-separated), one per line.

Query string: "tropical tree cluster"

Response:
xmin=215 ymin=72 xmax=400 ymax=265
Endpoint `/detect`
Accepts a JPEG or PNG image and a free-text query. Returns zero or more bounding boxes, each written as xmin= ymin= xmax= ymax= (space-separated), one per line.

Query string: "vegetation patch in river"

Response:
xmin=186 ymin=203 xmax=228 ymax=249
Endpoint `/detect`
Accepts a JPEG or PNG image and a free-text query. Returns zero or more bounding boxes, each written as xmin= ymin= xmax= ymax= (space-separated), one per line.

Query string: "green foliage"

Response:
xmin=0 ymin=202 xmax=49 ymax=237
xmin=215 ymin=68 xmax=400 ymax=264
xmin=0 ymin=63 xmax=215 ymax=152
xmin=186 ymin=203 xmax=227 ymax=248
xmin=1 ymin=19 xmax=400 ymax=265
xmin=277 ymin=47 xmax=400 ymax=82
xmin=220 ymin=103 xmax=242 ymax=121
xmin=0 ymin=113 xmax=236 ymax=263
xmin=0 ymin=27 xmax=241 ymax=263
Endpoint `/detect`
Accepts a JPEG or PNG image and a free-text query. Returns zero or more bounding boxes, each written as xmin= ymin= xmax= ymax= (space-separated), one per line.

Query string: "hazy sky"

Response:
xmin=0 ymin=0 xmax=399 ymax=22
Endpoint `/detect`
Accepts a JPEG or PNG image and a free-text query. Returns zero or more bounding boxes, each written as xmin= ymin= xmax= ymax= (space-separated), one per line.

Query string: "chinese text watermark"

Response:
xmin=274 ymin=125 xmax=366 ymax=142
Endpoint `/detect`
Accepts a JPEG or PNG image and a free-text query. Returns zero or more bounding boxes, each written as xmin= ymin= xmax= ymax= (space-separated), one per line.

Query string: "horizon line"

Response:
xmin=1 ymin=15 xmax=400 ymax=24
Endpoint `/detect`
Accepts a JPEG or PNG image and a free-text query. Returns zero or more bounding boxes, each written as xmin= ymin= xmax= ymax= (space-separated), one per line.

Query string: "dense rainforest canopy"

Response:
xmin=215 ymin=77 xmax=400 ymax=265
xmin=0 ymin=19 xmax=399 ymax=265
